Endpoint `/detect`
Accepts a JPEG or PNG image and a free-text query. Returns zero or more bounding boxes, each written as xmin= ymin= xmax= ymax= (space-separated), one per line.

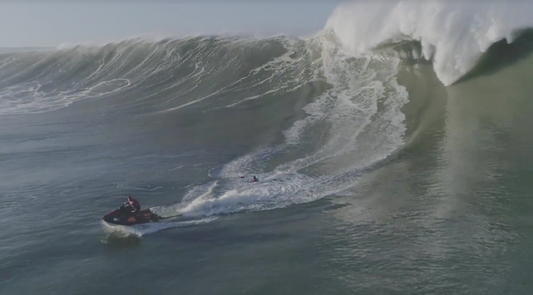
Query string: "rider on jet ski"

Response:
xmin=122 ymin=196 xmax=141 ymax=222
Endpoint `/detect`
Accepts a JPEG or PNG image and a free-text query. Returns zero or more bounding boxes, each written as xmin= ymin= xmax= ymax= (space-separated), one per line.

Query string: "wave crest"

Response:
xmin=326 ymin=1 xmax=533 ymax=85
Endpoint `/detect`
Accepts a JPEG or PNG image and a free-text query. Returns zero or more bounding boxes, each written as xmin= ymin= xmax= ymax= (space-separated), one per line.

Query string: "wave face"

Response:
xmin=0 ymin=37 xmax=307 ymax=115
xmin=0 ymin=31 xmax=409 ymax=217
xmin=326 ymin=0 xmax=533 ymax=85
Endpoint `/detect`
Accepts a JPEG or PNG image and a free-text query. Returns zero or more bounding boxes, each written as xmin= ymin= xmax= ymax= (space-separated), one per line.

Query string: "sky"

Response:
xmin=0 ymin=2 xmax=344 ymax=48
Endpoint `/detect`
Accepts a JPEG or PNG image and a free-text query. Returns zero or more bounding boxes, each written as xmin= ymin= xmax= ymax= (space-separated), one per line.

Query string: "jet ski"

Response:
xmin=102 ymin=205 xmax=161 ymax=226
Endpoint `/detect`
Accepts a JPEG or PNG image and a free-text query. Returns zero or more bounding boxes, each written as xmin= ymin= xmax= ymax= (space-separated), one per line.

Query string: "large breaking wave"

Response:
xmin=326 ymin=0 xmax=533 ymax=86
xmin=1 ymin=1 xmax=532 ymax=116
xmin=0 ymin=29 xmax=409 ymax=220
xmin=3 ymin=1 xmax=533 ymax=221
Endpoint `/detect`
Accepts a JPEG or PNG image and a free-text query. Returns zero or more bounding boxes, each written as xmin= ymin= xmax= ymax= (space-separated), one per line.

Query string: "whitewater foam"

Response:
xmin=326 ymin=1 xmax=533 ymax=85
xmin=172 ymin=31 xmax=409 ymax=219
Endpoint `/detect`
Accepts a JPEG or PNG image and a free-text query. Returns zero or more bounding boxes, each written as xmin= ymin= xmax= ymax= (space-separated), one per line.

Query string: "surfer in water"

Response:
xmin=240 ymin=175 xmax=259 ymax=182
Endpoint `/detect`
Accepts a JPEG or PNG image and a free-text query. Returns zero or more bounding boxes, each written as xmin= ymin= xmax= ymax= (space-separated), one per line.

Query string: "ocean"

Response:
xmin=2 ymin=1 xmax=533 ymax=294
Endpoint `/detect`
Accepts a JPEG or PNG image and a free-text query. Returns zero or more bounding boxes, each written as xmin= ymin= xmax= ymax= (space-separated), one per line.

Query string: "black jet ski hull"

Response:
xmin=102 ymin=207 xmax=160 ymax=226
